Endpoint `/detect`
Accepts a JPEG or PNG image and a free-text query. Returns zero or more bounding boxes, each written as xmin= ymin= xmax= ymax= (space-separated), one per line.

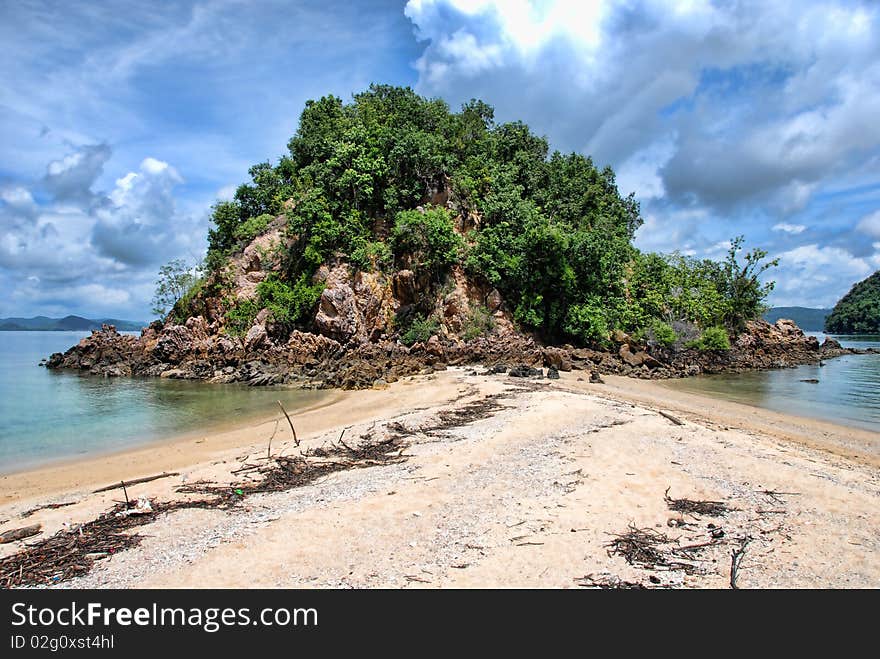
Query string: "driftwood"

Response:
xmin=658 ymin=410 xmax=685 ymax=426
xmin=0 ymin=524 xmax=42 ymax=543
xmin=92 ymin=472 xmax=179 ymax=494
xmin=266 ymin=419 xmax=279 ymax=460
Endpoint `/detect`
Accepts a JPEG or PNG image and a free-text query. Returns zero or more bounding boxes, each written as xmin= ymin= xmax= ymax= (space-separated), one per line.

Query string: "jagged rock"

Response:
xmin=425 ymin=335 xmax=445 ymax=358
xmin=160 ymin=368 xmax=189 ymax=379
xmin=151 ymin=325 xmax=194 ymax=364
xmin=244 ymin=324 xmax=268 ymax=350
xmin=543 ymin=347 xmax=572 ymax=371
xmin=391 ymin=269 xmax=419 ymax=305
xmin=612 ymin=329 xmax=631 ymax=345
xmin=633 ymin=350 xmax=662 ymax=369
xmin=821 ymin=337 xmax=842 ymax=350
xmin=509 ymin=365 xmax=543 ymax=378
xmin=619 ymin=344 xmax=643 ymax=367
xmin=315 ymin=281 xmax=360 ymax=342
xmin=547 ymin=366 xmax=560 ymax=379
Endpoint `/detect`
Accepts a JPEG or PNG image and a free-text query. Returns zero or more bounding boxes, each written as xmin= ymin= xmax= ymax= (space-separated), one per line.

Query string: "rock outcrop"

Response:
xmin=45 ymin=315 xmax=857 ymax=390
xmin=43 ymin=218 xmax=861 ymax=390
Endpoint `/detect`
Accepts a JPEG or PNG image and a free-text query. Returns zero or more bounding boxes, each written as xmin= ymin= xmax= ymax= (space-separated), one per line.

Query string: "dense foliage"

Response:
xmin=825 ymin=270 xmax=880 ymax=334
xmin=194 ymin=84 xmax=776 ymax=344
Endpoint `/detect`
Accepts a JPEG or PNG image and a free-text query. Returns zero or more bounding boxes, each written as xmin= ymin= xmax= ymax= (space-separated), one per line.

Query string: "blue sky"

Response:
xmin=1 ymin=0 xmax=878 ymax=320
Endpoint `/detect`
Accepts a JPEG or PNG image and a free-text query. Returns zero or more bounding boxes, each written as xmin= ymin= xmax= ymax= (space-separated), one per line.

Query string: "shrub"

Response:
xmin=687 ymin=326 xmax=731 ymax=351
xmin=400 ymin=314 xmax=440 ymax=346
xmin=462 ymin=304 xmax=495 ymax=340
xmin=233 ymin=213 xmax=273 ymax=243
xmin=350 ymin=239 xmax=393 ymax=272
xmin=391 ymin=207 xmax=462 ymax=280
xmin=648 ymin=321 xmax=677 ymax=348
xmin=562 ymin=301 xmax=610 ymax=344
xmin=256 ymin=274 xmax=324 ymax=332
xmin=224 ymin=298 xmax=260 ymax=337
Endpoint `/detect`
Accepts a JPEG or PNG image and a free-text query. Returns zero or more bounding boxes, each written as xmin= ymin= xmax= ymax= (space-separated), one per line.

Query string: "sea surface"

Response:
xmin=0 ymin=331 xmax=328 ymax=474
xmin=665 ymin=333 xmax=880 ymax=433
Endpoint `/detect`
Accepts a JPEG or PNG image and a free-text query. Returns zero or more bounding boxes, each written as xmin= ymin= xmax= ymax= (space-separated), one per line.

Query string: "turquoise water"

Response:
xmin=0 ymin=331 xmax=328 ymax=473
xmin=665 ymin=334 xmax=880 ymax=433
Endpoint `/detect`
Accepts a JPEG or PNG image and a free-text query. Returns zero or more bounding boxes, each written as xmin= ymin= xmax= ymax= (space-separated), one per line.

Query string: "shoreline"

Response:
xmin=0 ymin=387 xmax=342 ymax=480
xmin=4 ymin=367 xmax=877 ymax=498
xmin=2 ymin=367 xmax=878 ymax=588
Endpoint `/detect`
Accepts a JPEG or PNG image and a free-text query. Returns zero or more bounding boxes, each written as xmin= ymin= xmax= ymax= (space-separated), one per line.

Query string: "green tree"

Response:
xmin=719 ymin=236 xmax=779 ymax=331
xmin=152 ymin=259 xmax=201 ymax=319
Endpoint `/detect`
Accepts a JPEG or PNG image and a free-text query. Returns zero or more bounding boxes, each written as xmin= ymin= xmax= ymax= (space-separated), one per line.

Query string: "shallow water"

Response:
xmin=0 ymin=331 xmax=328 ymax=473
xmin=665 ymin=334 xmax=880 ymax=433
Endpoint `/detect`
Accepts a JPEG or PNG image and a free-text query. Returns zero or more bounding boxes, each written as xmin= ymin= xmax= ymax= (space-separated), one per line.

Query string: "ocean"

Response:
xmin=0 ymin=331 xmax=327 ymax=474
xmin=2 ymin=330 xmax=878 ymax=474
xmin=664 ymin=333 xmax=880 ymax=433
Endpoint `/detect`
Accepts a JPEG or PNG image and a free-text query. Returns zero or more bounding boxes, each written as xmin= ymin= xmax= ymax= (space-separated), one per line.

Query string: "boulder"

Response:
xmin=543 ymin=347 xmax=572 ymax=371
xmin=151 ymin=325 xmax=195 ymax=364
xmin=244 ymin=324 xmax=268 ymax=350
xmin=314 ymin=281 xmax=360 ymax=342
xmin=619 ymin=344 xmax=644 ymax=367
xmin=821 ymin=337 xmax=842 ymax=350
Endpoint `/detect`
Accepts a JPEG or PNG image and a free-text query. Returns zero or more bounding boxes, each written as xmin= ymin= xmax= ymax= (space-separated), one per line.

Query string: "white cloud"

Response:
xmin=857 ymin=210 xmax=880 ymax=239
xmin=407 ymin=0 xmax=880 ymax=215
xmin=0 ymin=146 xmax=206 ymax=318
xmin=771 ymin=243 xmax=877 ymax=307
xmin=772 ymin=223 xmax=806 ymax=234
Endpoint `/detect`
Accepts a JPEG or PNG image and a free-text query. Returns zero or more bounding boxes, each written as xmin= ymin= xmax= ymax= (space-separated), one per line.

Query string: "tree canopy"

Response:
xmin=196 ymin=84 xmax=776 ymax=345
xmin=825 ymin=270 xmax=880 ymax=334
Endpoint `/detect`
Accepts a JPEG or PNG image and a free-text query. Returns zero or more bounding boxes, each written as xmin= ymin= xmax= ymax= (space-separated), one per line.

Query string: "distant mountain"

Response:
xmin=825 ymin=270 xmax=880 ymax=334
xmin=0 ymin=315 xmax=145 ymax=332
xmin=763 ymin=307 xmax=832 ymax=332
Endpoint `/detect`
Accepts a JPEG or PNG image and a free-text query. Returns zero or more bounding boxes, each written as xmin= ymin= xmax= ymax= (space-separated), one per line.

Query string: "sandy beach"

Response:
xmin=1 ymin=367 xmax=878 ymax=588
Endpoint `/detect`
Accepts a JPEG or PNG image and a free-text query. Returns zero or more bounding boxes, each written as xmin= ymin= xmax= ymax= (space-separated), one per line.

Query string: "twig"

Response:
xmin=277 ymin=400 xmax=298 ymax=447
xmin=121 ymin=482 xmax=129 ymax=508
xmin=266 ymin=419 xmax=279 ymax=460
xmin=730 ymin=538 xmax=751 ymax=589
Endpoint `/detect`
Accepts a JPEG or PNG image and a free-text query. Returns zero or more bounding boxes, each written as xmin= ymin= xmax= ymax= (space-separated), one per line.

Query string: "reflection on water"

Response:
xmin=666 ymin=334 xmax=880 ymax=433
xmin=0 ymin=331 xmax=327 ymax=472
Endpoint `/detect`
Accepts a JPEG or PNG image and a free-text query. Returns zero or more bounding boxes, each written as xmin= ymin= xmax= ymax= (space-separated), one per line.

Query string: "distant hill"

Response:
xmin=763 ymin=307 xmax=832 ymax=332
xmin=825 ymin=271 xmax=880 ymax=334
xmin=0 ymin=315 xmax=145 ymax=332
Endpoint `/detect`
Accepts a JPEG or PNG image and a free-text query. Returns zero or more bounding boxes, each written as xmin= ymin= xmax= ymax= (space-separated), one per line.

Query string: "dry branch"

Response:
xmin=730 ymin=537 xmax=751 ymax=589
xmin=277 ymin=400 xmax=298 ymax=447
xmin=91 ymin=472 xmax=179 ymax=494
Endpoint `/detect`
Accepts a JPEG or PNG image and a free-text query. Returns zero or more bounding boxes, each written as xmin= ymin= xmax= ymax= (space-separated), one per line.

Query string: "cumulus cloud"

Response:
xmin=406 ymin=0 xmax=880 ymax=306
xmin=772 ymin=243 xmax=878 ymax=307
xmin=43 ymin=143 xmax=112 ymax=205
xmin=91 ymin=157 xmax=188 ymax=266
xmin=0 ymin=146 xmax=206 ymax=318
xmin=410 ymin=0 xmax=879 ymax=207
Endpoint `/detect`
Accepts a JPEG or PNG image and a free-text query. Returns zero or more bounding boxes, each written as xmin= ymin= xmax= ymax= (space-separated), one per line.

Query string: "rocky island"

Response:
xmin=44 ymin=86 xmax=855 ymax=389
